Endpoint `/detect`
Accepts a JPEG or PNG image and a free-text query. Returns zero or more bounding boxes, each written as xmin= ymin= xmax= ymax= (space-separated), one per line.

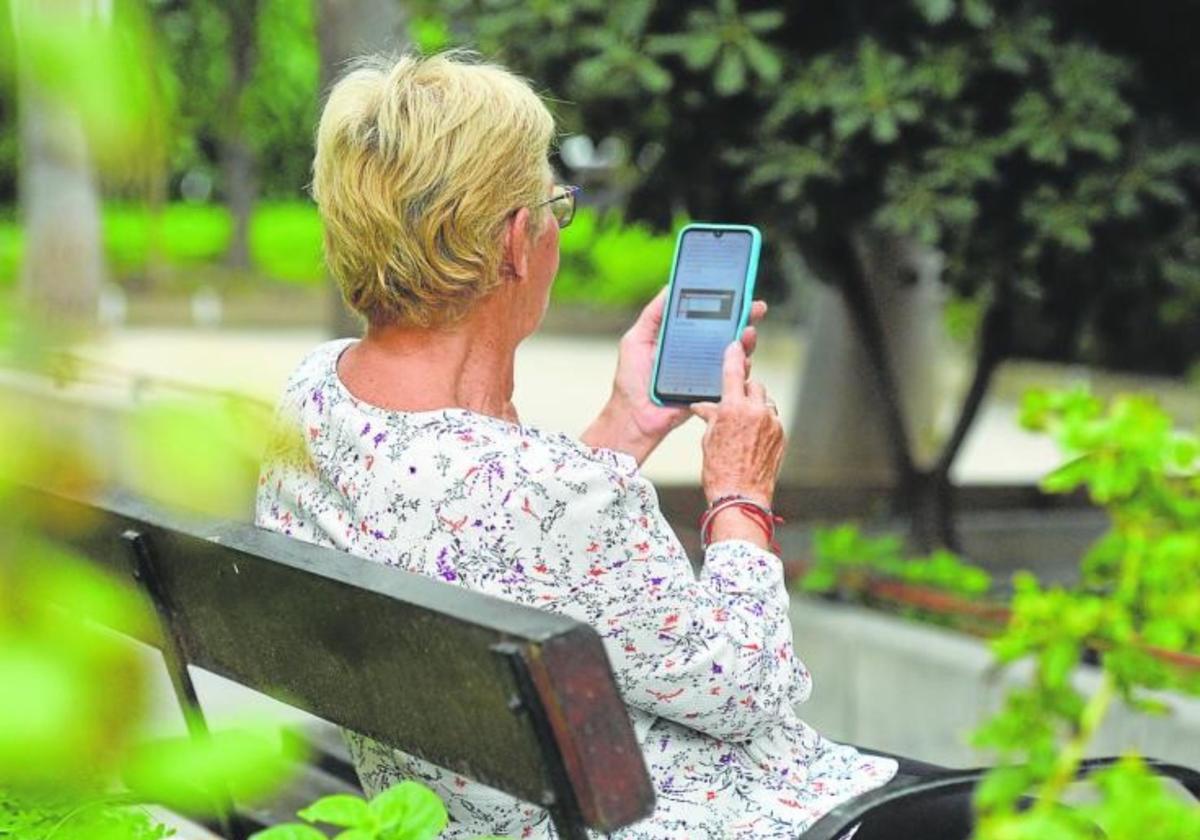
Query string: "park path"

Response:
xmin=77 ymin=324 xmax=1062 ymax=485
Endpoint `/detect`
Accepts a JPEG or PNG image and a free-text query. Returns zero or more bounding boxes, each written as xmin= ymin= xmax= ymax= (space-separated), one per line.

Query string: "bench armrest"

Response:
xmin=799 ymin=756 xmax=1200 ymax=840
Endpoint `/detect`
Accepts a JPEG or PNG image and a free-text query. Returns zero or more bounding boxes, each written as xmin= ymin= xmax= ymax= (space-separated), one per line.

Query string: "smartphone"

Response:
xmin=650 ymin=223 xmax=762 ymax=405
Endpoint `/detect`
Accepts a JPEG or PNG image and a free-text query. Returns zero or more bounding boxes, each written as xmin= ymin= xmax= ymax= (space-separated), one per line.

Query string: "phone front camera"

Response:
xmin=713 ymin=230 xmax=724 ymax=238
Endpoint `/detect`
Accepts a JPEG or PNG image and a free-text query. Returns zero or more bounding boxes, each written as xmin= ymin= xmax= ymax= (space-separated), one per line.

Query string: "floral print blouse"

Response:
xmin=256 ymin=340 xmax=896 ymax=839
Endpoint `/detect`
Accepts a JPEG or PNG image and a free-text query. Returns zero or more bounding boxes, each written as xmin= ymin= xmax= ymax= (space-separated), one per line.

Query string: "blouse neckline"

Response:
xmin=326 ymin=338 xmax=520 ymax=430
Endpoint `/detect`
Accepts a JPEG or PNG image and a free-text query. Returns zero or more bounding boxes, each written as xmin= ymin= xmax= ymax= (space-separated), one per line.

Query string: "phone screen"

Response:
xmin=654 ymin=228 xmax=755 ymax=403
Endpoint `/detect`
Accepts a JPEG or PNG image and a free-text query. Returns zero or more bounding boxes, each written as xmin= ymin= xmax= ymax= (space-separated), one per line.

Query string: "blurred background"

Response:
xmin=1 ymin=1 xmax=1199 ymax=833
xmin=2 ymin=0 xmax=1198 ymax=488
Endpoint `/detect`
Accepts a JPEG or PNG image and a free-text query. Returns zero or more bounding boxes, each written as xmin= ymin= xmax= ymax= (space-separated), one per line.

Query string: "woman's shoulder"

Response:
xmin=280 ymin=338 xmax=355 ymax=401
xmin=510 ymin=422 xmax=639 ymax=478
xmin=271 ymin=339 xmax=641 ymax=486
xmin=438 ymin=412 xmax=643 ymax=495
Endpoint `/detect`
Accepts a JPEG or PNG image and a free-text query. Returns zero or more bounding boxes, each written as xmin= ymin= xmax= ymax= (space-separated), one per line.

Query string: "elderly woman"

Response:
xmin=257 ymin=52 xmax=896 ymax=839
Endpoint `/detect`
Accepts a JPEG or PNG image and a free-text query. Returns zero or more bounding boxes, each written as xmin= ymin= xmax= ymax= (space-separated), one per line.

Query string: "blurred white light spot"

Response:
xmin=560 ymin=135 xmax=595 ymax=170
xmin=191 ymin=286 xmax=222 ymax=328
xmin=180 ymin=169 xmax=214 ymax=203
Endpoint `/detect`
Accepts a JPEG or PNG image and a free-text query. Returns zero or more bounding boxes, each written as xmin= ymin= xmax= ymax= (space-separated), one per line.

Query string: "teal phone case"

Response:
xmin=649 ymin=223 xmax=763 ymax=406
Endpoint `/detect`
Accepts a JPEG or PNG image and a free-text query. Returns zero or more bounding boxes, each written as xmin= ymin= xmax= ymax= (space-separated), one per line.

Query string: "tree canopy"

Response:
xmin=425 ymin=0 xmax=1200 ymax=375
xmin=150 ymin=0 xmax=319 ymax=202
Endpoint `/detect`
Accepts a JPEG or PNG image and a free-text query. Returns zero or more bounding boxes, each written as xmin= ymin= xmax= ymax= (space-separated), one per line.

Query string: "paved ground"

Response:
xmin=76 ymin=323 xmax=1065 ymax=484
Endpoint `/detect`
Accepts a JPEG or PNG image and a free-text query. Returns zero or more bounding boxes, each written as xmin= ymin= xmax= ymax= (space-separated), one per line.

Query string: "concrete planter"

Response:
xmin=789 ymin=594 xmax=1200 ymax=768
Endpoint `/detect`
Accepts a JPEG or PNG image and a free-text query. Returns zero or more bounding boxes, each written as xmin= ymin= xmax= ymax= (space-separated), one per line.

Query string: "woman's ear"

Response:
xmin=502 ymin=207 xmax=531 ymax=283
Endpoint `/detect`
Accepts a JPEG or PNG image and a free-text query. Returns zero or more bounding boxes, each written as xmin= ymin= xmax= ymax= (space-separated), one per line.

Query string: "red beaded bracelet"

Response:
xmin=698 ymin=495 xmax=784 ymax=553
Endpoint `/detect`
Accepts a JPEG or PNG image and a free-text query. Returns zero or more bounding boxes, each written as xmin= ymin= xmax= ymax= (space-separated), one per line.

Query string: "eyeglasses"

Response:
xmin=534 ymin=185 xmax=580 ymax=229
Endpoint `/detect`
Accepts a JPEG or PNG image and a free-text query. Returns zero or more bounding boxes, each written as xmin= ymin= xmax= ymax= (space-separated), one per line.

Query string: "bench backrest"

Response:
xmin=27 ymin=487 xmax=655 ymax=838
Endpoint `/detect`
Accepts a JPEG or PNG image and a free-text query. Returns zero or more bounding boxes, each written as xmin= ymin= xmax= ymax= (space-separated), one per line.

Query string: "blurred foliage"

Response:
xmin=0 ymin=217 xmax=20 ymax=291
xmin=0 ymin=311 xmax=497 ymax=839
xmin=0 ymin=299 xmax=299 ymax=835
xmin=0 ymin=8 xmax=334 ymax=837
xmin=798 ymin=387 xmax=1200 ymax=832
xmin=1 ymin=0 xmax=170 ymax=190
xmin=943 ymin=293 xmax=984 ymax=347
xmin=0 ymin=11 xmax=15 ymax=204
xmin=0 ymin=201 xmax=672 ymax=304
xmin=249 ymin=203 xmax=325 ymax=285
xmin=126 ymin=397 xmax=271 ymax=519
xmin=0 ymin=201 xmax=323 ymax=291
xmin=424 ymin=0 xmax=1200 ymax=373
xmin=1 ymin=196 xmax=691 ymax=305
xmin=0 ymin=0 xmax=317 ymax=204
xmin=150 ymin=0 xmax=318 ymax=202
xmin=0 ymin=793 xmax=175 ymax=840
xmin=103 ymin=203 xmax=231 ymax=276
xmin=800 ymin=523 xmax=992 ymax=600
xmin=553 ymin=207 xmax=680 ymax=308
xmin=253 ymin=781 xmax=457 ymax=840
xmin=968 ymin=388 xmax=1200 ymax=838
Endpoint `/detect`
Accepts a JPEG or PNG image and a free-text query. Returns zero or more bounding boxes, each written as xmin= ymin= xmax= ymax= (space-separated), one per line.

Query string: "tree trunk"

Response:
xmin=222 ymin=137 xmax=256 ymax=271
xmin=783 ymin=230 xmax=945 ymax=490
xmin=315 ymin=0 xmax=409 ymax=338
xmin=221 ymin=1 xmax=260 ymax=271
xmin=922 ymin=273 xmax=1014 ymax=548
xmin=16 ymin=13 xmax=105 ymax=338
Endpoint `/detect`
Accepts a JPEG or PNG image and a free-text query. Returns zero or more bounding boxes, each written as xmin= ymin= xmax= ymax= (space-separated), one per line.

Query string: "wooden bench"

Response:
xmin=25 ymin=486 xmax=1200 ymax=840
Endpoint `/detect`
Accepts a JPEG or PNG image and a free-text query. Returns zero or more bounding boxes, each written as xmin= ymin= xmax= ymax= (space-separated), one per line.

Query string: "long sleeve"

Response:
xmin=491 ymin=454 xmax=812 ymax=742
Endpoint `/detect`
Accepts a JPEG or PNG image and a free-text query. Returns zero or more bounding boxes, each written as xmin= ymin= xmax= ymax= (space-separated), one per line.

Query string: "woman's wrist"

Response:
xmin=704 ymin=487 xmax=772 ymax=508
xmin=581 ymin=393 xmax=660 ymax=465
xmin=705 ymin=506 xmax=771 ymax=550
xmin=699 ymin=494 xmax=783 ymax=553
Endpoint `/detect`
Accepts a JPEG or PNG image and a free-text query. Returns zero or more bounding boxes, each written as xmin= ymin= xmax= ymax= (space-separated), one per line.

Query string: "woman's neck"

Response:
xmin=337 ymin=304 xmax=521 ymax=423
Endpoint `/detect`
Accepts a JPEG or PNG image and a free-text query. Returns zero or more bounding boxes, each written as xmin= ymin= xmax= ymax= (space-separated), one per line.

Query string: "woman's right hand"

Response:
xmin=690 ymin=341 xmax=786 ymax=514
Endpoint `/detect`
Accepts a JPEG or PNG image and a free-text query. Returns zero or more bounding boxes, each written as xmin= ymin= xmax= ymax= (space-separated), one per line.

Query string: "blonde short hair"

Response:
xmin=312 ymin=52 xmax=555 ymax=327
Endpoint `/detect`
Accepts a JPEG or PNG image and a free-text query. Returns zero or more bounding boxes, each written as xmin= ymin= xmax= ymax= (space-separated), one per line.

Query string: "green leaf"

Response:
xmin=962 ymin=0 xmax=994 ymax=27
xmin=743 ymin=10 xmax=785 ymax=33
xmin=126 ymin=398 xmax=271 ymax=518
xmin=1040 ymin=641 xmax=1079 ymax=689
xmin=0 ymin=643 xmax=93 ymax=783
xmin=974 ymin=764 xmax=1035 ymax=811
xmin=714 ymin=50 xmax=746 ymax=96
xmin=333 ymin=830 xmax=374 ymax=840
xmin=871 ymin=113 xmax=899 ymax=144
xmin=1040 ymin=457 xmax=1094 ymax=495
xmin=367 ymin=782 xmax=448 ymax=840
xmin=800 ymin=566 xmax=839 ymax=593
xmin=832 ymin=109 xmax=870 ymax=140
xmin=408 ymin=16 xmax=452 ymax=55
xmin=741 ymin=38 xmax=782 ymax=85
xmin=298 ymin=794 xmax=370 ymax=828
xmin=635 ymin=58 xmax=673 ymax=94
xmin=250 ymin=825 xmax=327 ymax=840
xmin=682 ymin=33 xmax=721 ymax=69
xmin=914 ymin=0 xmax=955 ymax=25
xmin=124 ymin=728 xmax=298 ymax=814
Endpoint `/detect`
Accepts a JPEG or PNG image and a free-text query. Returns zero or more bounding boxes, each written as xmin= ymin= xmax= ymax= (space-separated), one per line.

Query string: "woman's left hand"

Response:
xmin=582 ymin=287 xmax=768 ymax=465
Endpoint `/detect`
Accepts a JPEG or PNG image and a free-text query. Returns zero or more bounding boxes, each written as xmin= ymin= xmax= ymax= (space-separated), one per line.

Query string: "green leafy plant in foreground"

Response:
xmin=253 ymin=782 xmax=448 ymax=840
xmin=0 ymin=520 xmax=298 ymax=838
xmin=0 ymin=792 xmax=173 ymax=840
xmin=0 ymin=292 xmax=477 ymax=838
xmin=0 ymin=299 xmax=300 ymax=836
xmin=969 ymin=388 xmax=1200 ymax=839
xmin=253 ymin=781 xmax=509 ymax=840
